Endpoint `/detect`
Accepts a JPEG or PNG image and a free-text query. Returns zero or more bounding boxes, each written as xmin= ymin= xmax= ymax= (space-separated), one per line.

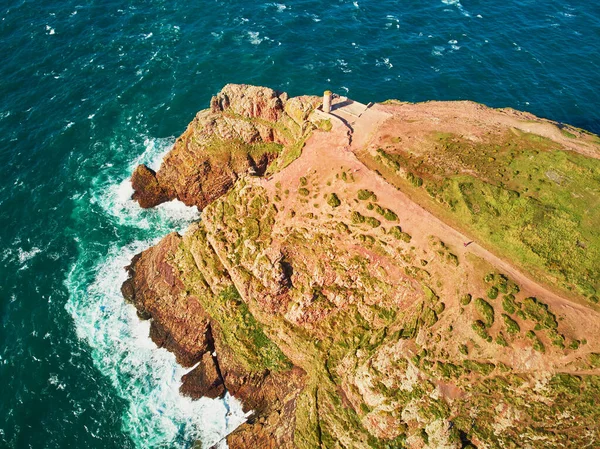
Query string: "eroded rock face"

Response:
xmin=210 ymin=84 xmax=286 ymax=122
xmin=130 ymin=165 xmax=170 ymax=209
xmin=121 ymin=232 xmax=212 ymax=367
xmin=180 ymin=352 xmax=225 ymax=400
xmin=130 ymin=84 xmax=320 ymax=210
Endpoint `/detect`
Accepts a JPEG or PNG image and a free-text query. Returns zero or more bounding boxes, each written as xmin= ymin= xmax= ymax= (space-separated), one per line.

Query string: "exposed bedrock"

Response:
xmin=129 ymin=84 xmax=320 ymax=210
xmin=121 ymin=225 xmax=304 ymax=448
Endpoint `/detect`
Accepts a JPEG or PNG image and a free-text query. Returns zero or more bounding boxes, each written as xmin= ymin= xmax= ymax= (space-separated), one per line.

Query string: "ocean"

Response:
xmin=0 ymin=0 xmax=599 ymax=447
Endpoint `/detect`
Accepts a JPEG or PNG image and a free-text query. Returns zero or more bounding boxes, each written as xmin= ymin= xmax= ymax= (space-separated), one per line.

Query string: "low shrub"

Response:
xmin=327 ymin=193 xmax=341 ymax=208
xmin=487 ymin=286 xmax=499 ymax=299
xmin=502 ymin=314 xmax=520 ymax=334
xmin=357 ymin=189 xmax=377 ymax=201
xmin=475 ymin=298 xmax=495 ymax=327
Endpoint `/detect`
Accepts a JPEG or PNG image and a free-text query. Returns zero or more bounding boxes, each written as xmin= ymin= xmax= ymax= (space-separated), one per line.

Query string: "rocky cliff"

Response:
xmin=123 ymin=84 xmax=600 ymax=449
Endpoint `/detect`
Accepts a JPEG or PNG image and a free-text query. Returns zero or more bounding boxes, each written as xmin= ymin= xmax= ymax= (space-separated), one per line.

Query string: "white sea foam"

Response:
xmin=91 ymin=137 xmax=199 ymax=231
xmin=17 ymin=247 xmax=41 ymax=263
xmin=376 ymin=57 xmax=393 ymax=69
xmin=441 ymin=0 xmax=471 ymax=17
xmin=248 ymin=31 xmax=264 ymax=45
xmin=65 ymin=241 xmax=246 ymax=448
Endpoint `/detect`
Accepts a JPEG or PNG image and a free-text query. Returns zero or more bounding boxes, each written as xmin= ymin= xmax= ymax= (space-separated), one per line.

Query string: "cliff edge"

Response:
xmin=123 ymin=84 xmax=600 ymax=449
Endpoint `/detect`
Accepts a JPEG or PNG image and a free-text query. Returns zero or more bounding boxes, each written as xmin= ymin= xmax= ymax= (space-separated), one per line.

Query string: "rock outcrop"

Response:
xmin=130 ymin=84 xmax=321 ymax=210
xmin=122 ymin=85 xmax=600 ymax=449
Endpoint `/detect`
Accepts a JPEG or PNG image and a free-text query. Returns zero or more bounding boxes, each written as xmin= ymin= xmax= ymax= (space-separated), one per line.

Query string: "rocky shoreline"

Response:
xmin=122 ymin=84 xmax=600 ymax=449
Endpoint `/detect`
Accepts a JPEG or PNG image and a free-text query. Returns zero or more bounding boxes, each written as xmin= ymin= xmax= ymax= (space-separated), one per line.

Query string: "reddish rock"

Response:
xmin=130 ymin=164 xmax=171 ymax=208
xmin=180 ymin=352 xmax=225 ymax=399
xmin=210 ymin=84 xmax=285 ymax=122
xmin=121 ymin=233 xmax=212 ymax=367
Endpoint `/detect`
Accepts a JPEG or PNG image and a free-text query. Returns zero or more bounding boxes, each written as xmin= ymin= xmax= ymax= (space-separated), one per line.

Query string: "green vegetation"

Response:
xmin=502 ymin=314 xmax=520 ymax=334
xmin=487 ymin=286 xmax=498 ymax=299
xmin=357 ymin=189 xmax=377 ymax=201
xmin=365 ymin=216 xmax=381 ymax=228
xmin=521 ymin=297 xmax=558 ymax=329
xmin=298 ymin=187 xmax=310 ymax=196
xmin=526 ymin=330 xmax=546 ymax=353
xmin=495 ymin=333 xmax=508 ymax=347
xmin=351 ymin=211 xmax=366 ymax=224
xmin=318 ymin=118 xmax=332 ymax=132
xmin=502 ymin=294 xmax=518 ymax=314
xmin=327 ymin=193 xmax=341 ymax=208
xmin=472 ymin=320 xmax=491 ymax=341
xmin=363 ymin=130 xmax=600 ymax=300
xmin=474 ymin=298 xmax=495 ymax=327
xmin=460 ymin=293 xmax=472 ymax=305
xmin=389 ymin=226 xmax=411 ymax=243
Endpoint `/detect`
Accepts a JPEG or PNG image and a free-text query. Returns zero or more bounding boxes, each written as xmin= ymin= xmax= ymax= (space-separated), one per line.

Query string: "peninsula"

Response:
xmin=122 ymin=84 xmax=600 ymax=449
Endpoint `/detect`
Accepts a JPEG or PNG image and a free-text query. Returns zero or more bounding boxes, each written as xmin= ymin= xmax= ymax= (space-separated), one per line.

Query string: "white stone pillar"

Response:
xmin=323 ymin=90 xmax=332 ymax=113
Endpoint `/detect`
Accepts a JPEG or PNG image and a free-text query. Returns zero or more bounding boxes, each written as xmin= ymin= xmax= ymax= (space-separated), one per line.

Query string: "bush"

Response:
xmin=526 ymin=331 xmax=545 ymax=353
xmin=389 ymin=226 xmax=411 ymax=242
xmin=336 ymin=222 xmax=350 ymax=234
xmin=446 ymin=253 xmax=459 ymax=266
xmin=496 ymin=333 xmax=508 ymax=347
xmin=487 ymin=286 xmax=499 ymax=299
xmin=522 ymin=297 xmax=558 ymax=329
xmin=502 ymin=295 xmax=517 ymax=314
xmin=459 ymin=344 xmax=468 ymax=355
xmin=407 ymin=172 xmax=423 ymax=187
xmin=300 ymin=176 xmax=307 ymax=186
xmin=365 ymin=216 xmax=381 ymax=228
xmin=460 ymin=294 xmax=472 ymax=305
xmin=357 ymin=189 xmax=377 ymax=201
xmin=475 ymin=298 xmax=495 ymax=327
xmin=298 ymin=188 xmax=310 ymax=196
xmin=383 ymin=209 xmax=398 ymax=221
xmin=502 ymin=314 xmax=520 ymax=334
xmin=351 ymin=211 xmax=366 ymax=224
xmin=366 ymin=202 xmax=374 ymax=210
xmin=472 ymin=320 xmax=489 ymax=340
xmin=327 ymin=193 xmax=341 ymax=208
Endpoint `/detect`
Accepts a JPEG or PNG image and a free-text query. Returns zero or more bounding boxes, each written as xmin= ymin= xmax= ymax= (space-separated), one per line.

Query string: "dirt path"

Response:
xmin=264 ymin=104 xmax=600 ymax=333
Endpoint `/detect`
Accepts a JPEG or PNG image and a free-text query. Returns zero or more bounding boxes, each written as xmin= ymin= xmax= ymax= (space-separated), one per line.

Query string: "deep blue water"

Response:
xmin=1 ymin=0 xmax=599 ymax=447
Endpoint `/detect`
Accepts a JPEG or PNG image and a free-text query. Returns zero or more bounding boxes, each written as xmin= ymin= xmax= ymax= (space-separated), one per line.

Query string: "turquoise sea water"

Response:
xmin=1 ymin=1 xmax=599 ymax=447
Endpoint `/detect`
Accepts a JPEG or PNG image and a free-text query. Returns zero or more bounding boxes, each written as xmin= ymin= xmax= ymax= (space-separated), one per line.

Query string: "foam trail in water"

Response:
xmin=441 ymin=0 xmax=471 ymax=17
xmin=65 ymin=241 xmax=246 ymax=448
xmin=66 ymin=135 xmax=245 ymax=448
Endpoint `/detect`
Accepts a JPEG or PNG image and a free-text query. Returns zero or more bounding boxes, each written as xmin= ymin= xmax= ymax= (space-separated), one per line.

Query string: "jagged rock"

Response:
xmin=121 ymin=232 xmax=212 ymax=367
xmin=130 ymin=84 xmax=320 ymax=209
xmin=210 ymin=84 xmax=286 ymax=122
xmin=180 ymin=352 xmax=225 ymax=399
xmin=130 ymin=165 xmax=170 ymax=208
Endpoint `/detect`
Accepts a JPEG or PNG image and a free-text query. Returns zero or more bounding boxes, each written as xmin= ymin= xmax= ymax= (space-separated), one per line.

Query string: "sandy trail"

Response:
xmin=263 ymin=103 xmax=600 ymax=331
